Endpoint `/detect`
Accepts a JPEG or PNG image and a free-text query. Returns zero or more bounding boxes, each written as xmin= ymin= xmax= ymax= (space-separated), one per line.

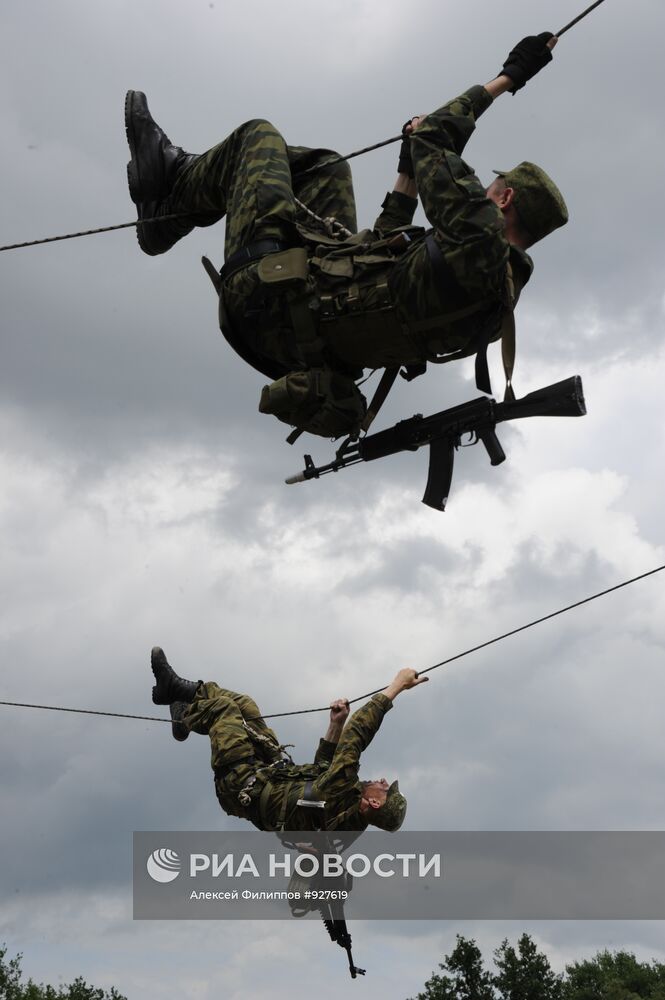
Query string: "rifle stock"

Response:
xmin=285 ymin=375 xmax=586 ymax=510
xmin=496 ymin=375 xmax=586 ymax=422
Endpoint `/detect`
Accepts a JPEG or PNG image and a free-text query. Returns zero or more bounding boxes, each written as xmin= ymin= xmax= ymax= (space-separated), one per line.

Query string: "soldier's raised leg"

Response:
xmin=125 ymin=91 xmax=300 ymax=258
xmin=150 ymin=646 xmax=281 ymax=761
xmin=288 ymin=145 xmax=358 ymax=235
xmin=183 ymin=682 xmax=282 ymax=766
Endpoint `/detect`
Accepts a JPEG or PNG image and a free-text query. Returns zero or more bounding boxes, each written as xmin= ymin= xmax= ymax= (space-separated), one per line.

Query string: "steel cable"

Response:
xmin=0 ymin=1 xmax=610 ymax=254
xmin=1 ymin=562 xmax=661 ymax=724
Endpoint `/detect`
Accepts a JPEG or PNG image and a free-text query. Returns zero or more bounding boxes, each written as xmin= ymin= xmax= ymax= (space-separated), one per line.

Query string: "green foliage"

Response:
xmin=493 ymin=934 xmax=562 ymax=1000
xmin=563 ymin=949 xmax=665 ymax=1000
xmin=0 ymin=947 xmax=126 ymax=1000
xmin=410 ymin=935 xmax=494 ymax=1000
xmin=0 ymin=947 xmax=23 ymax=1000
xmin=410 ymin=936 xmax=665 ymax=1000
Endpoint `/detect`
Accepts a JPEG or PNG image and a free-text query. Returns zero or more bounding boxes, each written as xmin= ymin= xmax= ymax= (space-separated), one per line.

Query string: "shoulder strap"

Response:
xmin=417 ymin=238 xmax=518 ymax=398
xmin=500 ymin=261 xmax=517 ymax=402
xmin=361 ymin=367 xmax=399 ymax=432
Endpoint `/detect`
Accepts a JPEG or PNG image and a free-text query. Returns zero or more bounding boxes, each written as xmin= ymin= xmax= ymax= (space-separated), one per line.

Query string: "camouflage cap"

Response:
xmin=493 ymin=161 xmax=568 ymax=244
xmin=368 ymin=780 xmax=407 ymax=832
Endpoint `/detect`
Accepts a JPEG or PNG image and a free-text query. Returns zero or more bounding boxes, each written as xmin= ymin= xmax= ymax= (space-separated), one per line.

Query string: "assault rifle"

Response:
xmin=287 ymin=868 xmax=364 ymax=978
xmin=286 ymin=375 xmax=586 ymax=511
xmin=323 ymin=912 xmax=365 ymax=979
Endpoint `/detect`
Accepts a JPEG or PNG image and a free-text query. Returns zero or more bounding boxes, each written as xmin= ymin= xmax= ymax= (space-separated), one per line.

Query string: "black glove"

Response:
xmin=500 ymin=32 xmax=554 ymax=93
xmin=397 ymin=120 xmax=415 ymax=178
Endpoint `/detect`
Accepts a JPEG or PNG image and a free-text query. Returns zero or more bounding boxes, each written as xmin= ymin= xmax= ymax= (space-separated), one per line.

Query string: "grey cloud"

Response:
xmin=2 ymin=0 xmax=665 ymax=995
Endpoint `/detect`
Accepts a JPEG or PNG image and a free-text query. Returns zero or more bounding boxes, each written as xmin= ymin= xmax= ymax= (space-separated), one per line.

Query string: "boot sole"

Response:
xmin=170 ymin=703 xmax=190 ymax=742
xmin=151 ymin=646 xmax=174 ymax=705
xmin=124 ymin=90 xmax=159 ymax=255
xmin=124 ymin=90 xmax=142 ymax=204
xmin=125 ymin=90 xmax=146 ymax=253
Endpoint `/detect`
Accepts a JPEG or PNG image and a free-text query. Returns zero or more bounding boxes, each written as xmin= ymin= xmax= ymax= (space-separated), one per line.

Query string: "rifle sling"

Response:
xmin=361 ymin=367 xmax=400 ymax=432
xmin=501 ymin=264 xmax=517 ymax=402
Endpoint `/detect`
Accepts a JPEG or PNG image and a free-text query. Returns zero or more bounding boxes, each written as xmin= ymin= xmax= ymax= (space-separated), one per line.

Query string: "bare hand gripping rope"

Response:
xmin=0 ymin=1 xmax=608 ymax=254
xmin=1 ymin=561 xmax=661 ymax=725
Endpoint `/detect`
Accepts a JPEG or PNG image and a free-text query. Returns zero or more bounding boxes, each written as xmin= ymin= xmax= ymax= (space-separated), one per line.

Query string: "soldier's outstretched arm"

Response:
xmin=402 ymin=32 xmax=558 ymax=276
xmin=313 ymin=698 xmax=351 ymax=768
xmin=378 ymin=28 xmax=556 ymax=229
xmin=316 ymin=674 xmax=428 ymax=790
xmin=485 ymin=34 xmax=558 ymax=98
xmin=325 ymin=699 xmax=351 ymax=743
xmin=321 ymin=694 xmax=395 ymax=781
xmin=392 ymin=33 xmax=557 ymax=204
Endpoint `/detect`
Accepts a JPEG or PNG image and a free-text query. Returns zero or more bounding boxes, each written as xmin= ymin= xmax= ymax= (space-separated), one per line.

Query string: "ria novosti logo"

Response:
xmin=146 ymin=848 xmax=181 ymax=883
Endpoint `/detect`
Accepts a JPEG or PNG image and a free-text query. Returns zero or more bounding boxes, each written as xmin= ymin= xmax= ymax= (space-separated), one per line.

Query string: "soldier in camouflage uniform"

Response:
xmin=149 ymin=646 xmax=428 ymax=832
xmin=125 ymin=30 xmax=567 ymax=432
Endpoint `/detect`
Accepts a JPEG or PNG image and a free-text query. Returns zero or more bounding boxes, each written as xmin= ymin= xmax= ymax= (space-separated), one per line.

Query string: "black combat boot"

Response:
xmin=125 ymin=90 xmax=197 ymax=256
xmin=169 ymin=702 xmax=190 ymax=742
xmin=151 ymin=646 xmax=199 ymax=705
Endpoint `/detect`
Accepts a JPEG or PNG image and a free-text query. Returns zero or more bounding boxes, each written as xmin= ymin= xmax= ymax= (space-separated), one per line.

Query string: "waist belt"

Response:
xmin=296 ymin=779 xmax=326 ymax=811
xmin=220 ymin=239 xmax=295 ymax=283
xmin=214 ymin=756 xmax=258 ymax=782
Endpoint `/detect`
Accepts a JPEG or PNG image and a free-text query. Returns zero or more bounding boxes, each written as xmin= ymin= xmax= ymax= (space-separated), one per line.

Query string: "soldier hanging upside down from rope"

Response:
xmin=125 ymin=30 xmax=568 ymax=440
xmin=149 ymin=647 xmax=428 ymax=832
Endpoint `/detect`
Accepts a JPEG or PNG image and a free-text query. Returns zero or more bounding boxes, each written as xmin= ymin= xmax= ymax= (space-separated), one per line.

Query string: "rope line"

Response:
xmin=259 ymin=562 xmax=665 ymax=718
xmin=0 ymin=702 xmax=169 ymax=723
xmin=556 ymin=0 xmax=607 ymax=37
xmin=0 ymin=213 xmax=189 ymax=253
xmin=1 ymin=563 xmax=662 ymax=725
xmin=293 ymin=197 xmax=353 ymax=239
xmin=0 ymin=151 xmax=385 ymax=253
xmin=0 ymin=199 xmax=352 ymax=254
xmin=0 ymin=2 xmax=609 ymax=254
xmin=292 ymin=134 xmax=402 ymax=179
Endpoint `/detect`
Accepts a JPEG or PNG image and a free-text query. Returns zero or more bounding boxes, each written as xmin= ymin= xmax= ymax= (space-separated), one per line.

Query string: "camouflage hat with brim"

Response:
xmin=493 ymin=161 xmax=568 ymax=244
xmin=369 ymin=780 xmax=407 ymax=832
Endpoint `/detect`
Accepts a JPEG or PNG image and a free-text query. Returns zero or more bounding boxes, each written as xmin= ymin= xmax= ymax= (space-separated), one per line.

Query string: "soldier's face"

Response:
xmin=363 ymin=779 xmax=389 ymax=804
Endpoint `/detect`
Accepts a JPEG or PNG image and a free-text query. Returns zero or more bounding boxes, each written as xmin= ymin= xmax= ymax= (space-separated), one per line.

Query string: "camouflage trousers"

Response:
xmin=182 ymin=681 xmax=283 ymax=770
xmin=166 ymin=118 xmax=358 ymax=259
xmin=181 ymin=681 xmax=296 ymax=826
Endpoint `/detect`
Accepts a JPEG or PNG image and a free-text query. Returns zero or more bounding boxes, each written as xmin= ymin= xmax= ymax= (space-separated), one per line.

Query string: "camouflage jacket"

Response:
xmin=223 ymin=694 xmax=393 ymax=832
xmin=370 ymin=84 xmax=534 ymax=356
xmin=223 ymin=87 xmax=533 ymax=379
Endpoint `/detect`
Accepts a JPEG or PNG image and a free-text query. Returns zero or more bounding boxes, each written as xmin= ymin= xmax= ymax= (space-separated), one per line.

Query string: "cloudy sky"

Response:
xmin=1 ymin=0 xmax=665 ymax=996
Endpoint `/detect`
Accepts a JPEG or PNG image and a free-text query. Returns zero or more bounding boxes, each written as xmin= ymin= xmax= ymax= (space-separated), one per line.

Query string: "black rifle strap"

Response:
xmin=501 ymin=264 xmax=517 ymax=401
xmin=361 ymin=366 xmax=400 ymax=432
xmin=422 ymin=234 xmax=521 ymax=397
xmin=501 ymin=309 xmax=516 ymax=402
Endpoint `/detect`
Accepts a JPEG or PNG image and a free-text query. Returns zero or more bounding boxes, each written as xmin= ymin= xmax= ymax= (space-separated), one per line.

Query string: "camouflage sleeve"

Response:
xmin=313 ymin=738 xmax=337 ymax=769
xmin=410 ymin=85 xmax=509 ymax=294
xmin=311 ymin=695 xmax=393 ymax=813
xmin=327 ymin=694 xmax=393 ymax=779
xmin=373 ymin=190 xmax=418 ymax=235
